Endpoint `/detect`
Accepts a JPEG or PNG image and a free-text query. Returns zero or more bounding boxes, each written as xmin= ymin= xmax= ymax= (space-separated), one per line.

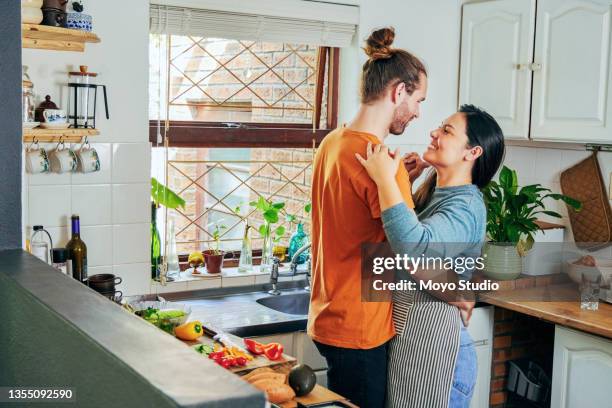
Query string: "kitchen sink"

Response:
xmin=256 ymin=293 xmax=310 ymax=315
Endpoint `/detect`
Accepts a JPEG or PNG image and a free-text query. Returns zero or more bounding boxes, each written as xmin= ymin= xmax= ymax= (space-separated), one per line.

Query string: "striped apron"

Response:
xmin=386 ymin=289 xmax=462 ymax=408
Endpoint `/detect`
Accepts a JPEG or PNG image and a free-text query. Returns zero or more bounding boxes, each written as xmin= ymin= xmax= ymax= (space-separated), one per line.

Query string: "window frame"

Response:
xmin=149 ymin=46 xmax=340 ymax=148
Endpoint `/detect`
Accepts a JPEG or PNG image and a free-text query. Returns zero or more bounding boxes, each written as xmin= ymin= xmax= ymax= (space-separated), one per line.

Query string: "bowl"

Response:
xmin=566 ymin=258 xmax=612 ymax=287
xmin=130 ymin=300 xmax=191 ymax=333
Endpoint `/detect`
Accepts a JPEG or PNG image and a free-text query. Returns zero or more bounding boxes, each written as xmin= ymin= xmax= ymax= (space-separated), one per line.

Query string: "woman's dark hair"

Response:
xmin=361 ymin=27 xmax=427 ymax=103
xmin=413 ymin=104 xmax=505 ymax=210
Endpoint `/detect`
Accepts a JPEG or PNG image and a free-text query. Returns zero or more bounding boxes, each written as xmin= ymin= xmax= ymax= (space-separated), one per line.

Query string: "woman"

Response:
xmin=356 ymin=104 xmax=505 ymax=408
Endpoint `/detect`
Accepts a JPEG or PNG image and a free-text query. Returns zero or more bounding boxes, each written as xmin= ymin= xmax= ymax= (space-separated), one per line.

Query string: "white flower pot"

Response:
xmin=482 ymin=242 xmax=523 ymax=280
xmin=22 ymin=0 xmax=43 ymax=24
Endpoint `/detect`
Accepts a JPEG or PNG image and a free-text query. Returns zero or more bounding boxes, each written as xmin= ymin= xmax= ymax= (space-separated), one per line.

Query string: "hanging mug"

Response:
xmin=50 ymin=140 xmax=78 ymax=173
xmin=25 ymin=140 xmax=50 ymax=174
xmin=76 ymin=138 xmax=100 ymax=173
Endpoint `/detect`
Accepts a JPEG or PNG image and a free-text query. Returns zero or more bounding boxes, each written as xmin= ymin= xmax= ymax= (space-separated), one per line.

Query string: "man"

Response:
xmin=308 ymin=27 xmax=429 ymax=408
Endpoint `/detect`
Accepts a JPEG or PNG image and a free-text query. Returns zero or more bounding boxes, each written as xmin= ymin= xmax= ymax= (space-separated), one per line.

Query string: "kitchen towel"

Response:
xmin=560 ymin=151 xmax=612 ymax=250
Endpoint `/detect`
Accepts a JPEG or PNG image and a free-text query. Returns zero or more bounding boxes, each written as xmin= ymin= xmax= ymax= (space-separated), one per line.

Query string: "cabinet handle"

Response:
xmin=516 ymin=63 xmax=542 ymax=71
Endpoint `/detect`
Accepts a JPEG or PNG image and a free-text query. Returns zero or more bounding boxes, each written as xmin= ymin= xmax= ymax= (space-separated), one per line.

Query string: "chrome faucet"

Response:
xmin=290 ymin=243 xmax=311 ymax=291
xmin=268 ymin=257 xmax=282 ymax=296
xmin=266 ymin=243 xmax=312 ymax=295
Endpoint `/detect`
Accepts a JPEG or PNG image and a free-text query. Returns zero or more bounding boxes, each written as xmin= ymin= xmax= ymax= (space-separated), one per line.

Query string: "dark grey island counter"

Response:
xmin=0 ymin=250 xmax=265 ymax=408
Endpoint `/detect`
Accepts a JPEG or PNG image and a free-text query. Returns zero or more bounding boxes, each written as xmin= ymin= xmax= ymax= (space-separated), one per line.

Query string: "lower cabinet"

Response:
xmin=467 ymin=306 xmax=494 ymax=408
xmin=552 ymin=326 xmax=612 ymax=408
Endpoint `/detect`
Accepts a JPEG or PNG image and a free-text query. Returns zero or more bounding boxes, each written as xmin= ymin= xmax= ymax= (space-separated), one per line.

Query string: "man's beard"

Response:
xmin=389 ymin=117 xmax=409 ymax=135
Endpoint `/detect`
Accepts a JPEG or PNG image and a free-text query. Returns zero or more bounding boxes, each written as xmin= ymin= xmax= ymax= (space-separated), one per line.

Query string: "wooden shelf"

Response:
xmin=22 ymin=24 xmax=100 ymax=52
xmin=23 ymin=128 xmax=99 ymax=143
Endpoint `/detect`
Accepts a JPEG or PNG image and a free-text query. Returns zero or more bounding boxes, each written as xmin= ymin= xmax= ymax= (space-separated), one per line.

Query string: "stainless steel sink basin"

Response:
xmin=256 ymin=293 xmax=310 ymax=315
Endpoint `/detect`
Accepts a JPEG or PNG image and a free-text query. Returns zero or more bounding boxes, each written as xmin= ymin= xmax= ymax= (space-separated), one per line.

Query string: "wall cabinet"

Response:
xmin=551 ymin=326 xmax=612 ymax=407
xmin=460 ymin=0 xmax=612 ymax=144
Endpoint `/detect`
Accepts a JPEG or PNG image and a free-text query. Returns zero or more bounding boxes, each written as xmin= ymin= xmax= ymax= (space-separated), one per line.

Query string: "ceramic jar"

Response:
xmin=22 ymin=0 xmax=44 ymax=24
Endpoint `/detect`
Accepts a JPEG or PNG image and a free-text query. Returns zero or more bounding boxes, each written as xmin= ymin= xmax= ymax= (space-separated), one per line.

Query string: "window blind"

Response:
xmin=150 ymin=4 xmax=357 ymax=47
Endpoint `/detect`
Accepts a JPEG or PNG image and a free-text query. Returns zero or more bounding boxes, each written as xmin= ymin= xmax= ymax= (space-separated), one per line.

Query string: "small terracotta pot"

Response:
xmin=203 ymin=250 xmax=224 ymax=274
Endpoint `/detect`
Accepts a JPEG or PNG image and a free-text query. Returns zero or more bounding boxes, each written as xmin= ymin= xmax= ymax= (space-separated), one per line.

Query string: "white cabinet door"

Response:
xmin=459 ymin=0 xmax=536 ymax=139
xmin=293 ymin=331 xmax=328 ymax=371
xmin=552 ymin=326 xmax=612 ymax=408
xmin=531 ymin=0 xmax=612 ymax=143
xmin=467 ymin=306 xmax=494 ymax=408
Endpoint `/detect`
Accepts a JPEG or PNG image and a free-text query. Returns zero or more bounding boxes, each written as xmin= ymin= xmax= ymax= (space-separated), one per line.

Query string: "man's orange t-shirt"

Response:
xmin=307 ymin=127 xmax=415 ymax=349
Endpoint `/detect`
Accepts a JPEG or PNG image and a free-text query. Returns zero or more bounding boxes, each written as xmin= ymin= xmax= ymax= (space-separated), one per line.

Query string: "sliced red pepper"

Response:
xmin=219 ymin=357 xmax=234 ymax=369
xmin=263 ymin=342 xmax=284 ymax=361
xmin=235 ymin=356 xmax=248 ymax=366
xmin=244 ymin=338 xmax=266 ymax=355
xmin=208 ymin=351 xmax=225 ymax=361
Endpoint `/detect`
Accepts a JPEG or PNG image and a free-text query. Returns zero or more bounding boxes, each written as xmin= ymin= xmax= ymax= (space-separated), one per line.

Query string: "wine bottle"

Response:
xmin=66 ymin=215 xmax=88 ymax=283
xmin=151 ymin=203 xmax=161 ymax=279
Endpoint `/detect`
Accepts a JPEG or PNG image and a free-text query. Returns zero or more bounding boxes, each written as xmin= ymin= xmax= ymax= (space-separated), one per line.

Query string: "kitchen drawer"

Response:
xmin=293 ymin=331 xmax=328 ymax=371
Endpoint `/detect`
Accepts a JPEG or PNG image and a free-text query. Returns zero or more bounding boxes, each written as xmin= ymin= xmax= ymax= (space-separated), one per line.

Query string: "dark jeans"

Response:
xmin=314 ymin=340 xmax=389 ymax=408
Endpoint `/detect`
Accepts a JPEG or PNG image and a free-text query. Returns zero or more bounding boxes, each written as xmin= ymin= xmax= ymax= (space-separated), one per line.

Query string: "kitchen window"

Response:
xmin=148 ymin=5 xmax=352 ymax=258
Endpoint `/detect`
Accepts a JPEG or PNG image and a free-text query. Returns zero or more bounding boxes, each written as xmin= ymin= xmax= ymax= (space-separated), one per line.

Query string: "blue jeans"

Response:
xmin=449 ymin=326 xmax=478 ymax=408
xmin=313 ymin=340 xmax=388 ymax=408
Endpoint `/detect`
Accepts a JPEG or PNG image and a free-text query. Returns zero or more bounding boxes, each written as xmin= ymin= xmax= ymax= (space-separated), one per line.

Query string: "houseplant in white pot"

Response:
xmin=482 ymin=166 xmax=581 ymax=280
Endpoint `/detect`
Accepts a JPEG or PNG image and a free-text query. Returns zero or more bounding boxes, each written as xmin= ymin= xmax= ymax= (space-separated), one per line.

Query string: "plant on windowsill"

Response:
xmin=482 ymin=166 xmax=581 ymax=280
xmin=250 ymin=196 xmax=286 ymax=272
xmin=203 ymin=220 xmax=227 ymax=274
xmin=150 ymin=177 xmax=186 ymax=281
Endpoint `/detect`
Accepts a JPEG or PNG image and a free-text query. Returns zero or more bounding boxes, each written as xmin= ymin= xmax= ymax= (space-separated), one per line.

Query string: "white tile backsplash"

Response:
xmin=114 ymin=263 xmax=151 ymax=297
xmin=72 ymin=143 xmax=112 ymax=185
xmin=29 ymin=185 xmax=71 ymax=228
xmin=71 ymin=184 xmax=112 ymax=226
xmin=112 ymin=143 xmax=151 ymax=183
xmin=80 ymin=225 xmax=113 ymax=267
xmin=112 ymin=223 xmax=150 ymax=264
xmin=112 ymin=183 xmax=150 ymax=224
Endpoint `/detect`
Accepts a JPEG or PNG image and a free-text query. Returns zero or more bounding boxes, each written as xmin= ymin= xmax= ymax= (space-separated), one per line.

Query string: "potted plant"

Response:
xmin=150 ymin=177 xmax=185 ymax=280
xmin=203 ymin=220 xmax=226 ymax=274
xmin=482 ymin=166 xmax=581 ymax=280
xmin=249 ymin=197 xmax=286 ymax=271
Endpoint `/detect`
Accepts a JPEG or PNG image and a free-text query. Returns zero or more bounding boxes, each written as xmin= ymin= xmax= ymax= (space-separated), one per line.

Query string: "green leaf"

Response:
xmin=151 ymin=177 xmax=185 ymax=209
xmin=304 ymin=203 xmax=312 ymax=214
xmin=499 ymin=166 xmax=518 ymax=194
xmin=258 ymin=224 xmax=268 ymax=237
xmin=275 ymin=226 xmax=285 ymax=236
xmin=263 ymin=209 xmax=279 ymax=224
xmin=286 ymin=214 xmax=297 ymax=223
xmin=271 ymin=202 xmax=285 ymax=210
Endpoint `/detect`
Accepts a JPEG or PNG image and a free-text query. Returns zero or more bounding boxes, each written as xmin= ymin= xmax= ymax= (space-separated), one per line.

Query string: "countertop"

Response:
xmin=480 ymin=283 xmax=612 ymax=340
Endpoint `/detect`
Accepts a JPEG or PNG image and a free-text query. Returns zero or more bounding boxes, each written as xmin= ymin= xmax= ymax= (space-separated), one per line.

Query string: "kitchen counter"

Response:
xmin=480 ymin=283 xmax=612 ymax=340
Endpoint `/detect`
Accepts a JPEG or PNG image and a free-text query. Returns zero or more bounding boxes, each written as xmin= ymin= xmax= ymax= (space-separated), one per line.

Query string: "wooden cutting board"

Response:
xmin=279 ymin=385 xmax=358 ymax=408
xmin=183 ymin=331 xmax=297 ymax=374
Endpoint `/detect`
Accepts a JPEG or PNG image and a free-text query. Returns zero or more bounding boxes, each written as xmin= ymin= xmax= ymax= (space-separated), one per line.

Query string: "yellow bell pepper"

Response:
xmin=174 ymin=320 xmax=204 ymax=341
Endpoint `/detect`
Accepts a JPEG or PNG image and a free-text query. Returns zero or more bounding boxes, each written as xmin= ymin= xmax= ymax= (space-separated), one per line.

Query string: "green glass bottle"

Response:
xmin=151 ymin=203 xmax=161 ymax=279
xmin=288 ymin=223 xmax=308 ymax=264
xmin=66 ymin=215 xmax=87 ymax=283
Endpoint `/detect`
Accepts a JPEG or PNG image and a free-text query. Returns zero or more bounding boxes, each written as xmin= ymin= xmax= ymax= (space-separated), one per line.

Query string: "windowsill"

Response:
xmin=150 ymin=264 xmax=304 ymax=294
